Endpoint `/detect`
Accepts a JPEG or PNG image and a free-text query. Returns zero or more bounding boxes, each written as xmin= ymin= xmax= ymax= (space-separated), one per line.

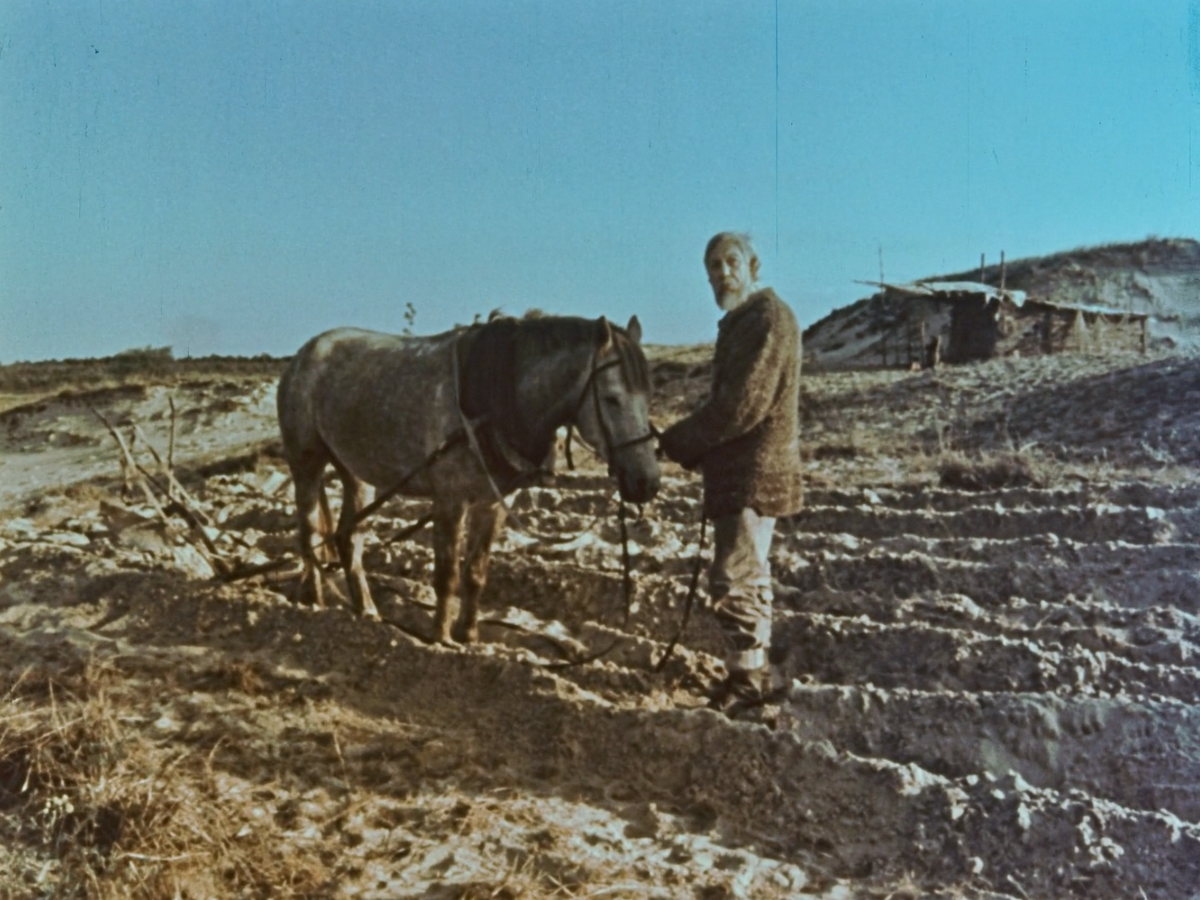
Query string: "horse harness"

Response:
xmin=579 ymin=350 xmax=660 ymax=456
xmin=453 ymin=329 xmax=657 ymax=509
xmin=325 ymin=325 xmax=699 ymax=671
xmin=351 ymin=326 xmax=655 ymax=529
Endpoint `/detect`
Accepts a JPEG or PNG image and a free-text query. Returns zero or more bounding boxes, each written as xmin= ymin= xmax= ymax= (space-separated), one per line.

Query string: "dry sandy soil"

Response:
xmin=1 ymin=349 xmax=1198 ymax=899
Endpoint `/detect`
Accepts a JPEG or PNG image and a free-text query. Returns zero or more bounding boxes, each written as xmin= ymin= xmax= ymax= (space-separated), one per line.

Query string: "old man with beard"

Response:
xmin=658 ymin=232 xmax=804 ymax=713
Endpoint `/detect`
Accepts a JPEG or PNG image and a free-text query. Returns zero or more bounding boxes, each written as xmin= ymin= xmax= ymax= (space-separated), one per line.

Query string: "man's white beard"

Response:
xmin=716 ymin=288 xmax=750 ymax=311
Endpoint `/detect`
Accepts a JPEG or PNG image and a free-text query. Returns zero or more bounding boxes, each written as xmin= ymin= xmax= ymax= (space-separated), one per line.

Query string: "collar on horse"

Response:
xmin=454 ymin=317 xmax=656 ymax=493
xmin=346 ymin=315 xmax=657 ymax=535
xmin=454 ymin=318 xmax=554 ymax=492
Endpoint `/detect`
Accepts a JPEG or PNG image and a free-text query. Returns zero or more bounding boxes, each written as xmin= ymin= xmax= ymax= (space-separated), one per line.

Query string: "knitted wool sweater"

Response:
xmin=659 ymin=288 xmax=804 ymax=520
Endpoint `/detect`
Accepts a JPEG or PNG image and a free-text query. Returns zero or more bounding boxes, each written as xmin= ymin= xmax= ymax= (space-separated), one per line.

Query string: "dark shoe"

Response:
xmin=707 ymin=668 xmax=776 ymax=716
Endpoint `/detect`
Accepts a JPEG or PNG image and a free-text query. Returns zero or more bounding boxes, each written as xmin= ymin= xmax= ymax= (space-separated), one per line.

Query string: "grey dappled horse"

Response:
xmin=277 ymin=315 xmax=660 ymax=643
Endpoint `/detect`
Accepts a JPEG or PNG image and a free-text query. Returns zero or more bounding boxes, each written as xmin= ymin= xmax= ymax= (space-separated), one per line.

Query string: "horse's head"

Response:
xmin=573 ymin=316 xmax=661 ymax=504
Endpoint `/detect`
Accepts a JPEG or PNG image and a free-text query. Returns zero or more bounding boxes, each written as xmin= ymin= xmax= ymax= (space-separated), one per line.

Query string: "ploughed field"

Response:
xmin=0 ymin=351 xmax=1198 ymax=899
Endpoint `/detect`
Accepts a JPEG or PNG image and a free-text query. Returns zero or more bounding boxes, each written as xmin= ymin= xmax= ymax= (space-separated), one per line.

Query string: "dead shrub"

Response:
xmin=808 ymin=443 xmax=859 ymax=461
xmin=937 ymin=450 xmax=1046 ymax=491
xmin=188 ymin=659 xmax=270 ymax=695
xmin=0 ymin=659 xmax=330 ymax=899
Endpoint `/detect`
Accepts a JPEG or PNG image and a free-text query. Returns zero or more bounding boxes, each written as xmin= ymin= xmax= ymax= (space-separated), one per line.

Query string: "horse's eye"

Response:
xmin=604 ymin=395 xmax=622 ymax=408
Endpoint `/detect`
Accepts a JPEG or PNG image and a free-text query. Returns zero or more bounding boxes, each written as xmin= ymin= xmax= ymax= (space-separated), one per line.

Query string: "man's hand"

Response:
xmin=658 ymin=422 xmax=701 ymax=471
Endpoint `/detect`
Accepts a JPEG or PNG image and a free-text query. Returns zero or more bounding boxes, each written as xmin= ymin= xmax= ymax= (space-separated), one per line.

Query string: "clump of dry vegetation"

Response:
xmin=0 ymin=635 xmax=609 ymax=900
xmin=0 ymin=653 xmax=329 ymax=899
xmin=936 ymin=449 xmax=1048 ymax=491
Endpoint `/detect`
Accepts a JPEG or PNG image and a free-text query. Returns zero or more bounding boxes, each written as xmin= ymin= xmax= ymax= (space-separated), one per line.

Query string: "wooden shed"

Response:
xmin=864 ymin=281 xmax=1026 ymax=364
xmin=1016 ymin=299 xmax=1150 ymax=356
xmin=862 ymin=280 xmax=1149 ymax=364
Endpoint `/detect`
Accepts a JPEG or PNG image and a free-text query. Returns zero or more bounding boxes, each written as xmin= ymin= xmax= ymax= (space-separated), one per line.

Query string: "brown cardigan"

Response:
xmin=659 ymin=289 xmax=804 ymax=519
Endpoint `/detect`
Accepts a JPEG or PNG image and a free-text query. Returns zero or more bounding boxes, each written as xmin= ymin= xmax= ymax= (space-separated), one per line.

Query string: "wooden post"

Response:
xmin=1141 ymin=317 xmax=1148 ymax=355
xmin=1000 ymin=251 xmax=1006 ymax=293
xmin=980 ymin=253 xmax=986 ymax=283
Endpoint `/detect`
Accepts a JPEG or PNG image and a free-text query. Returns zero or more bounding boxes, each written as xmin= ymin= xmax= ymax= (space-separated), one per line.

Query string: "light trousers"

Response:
xmin=708 ymin=507 xmax=776 ymax=673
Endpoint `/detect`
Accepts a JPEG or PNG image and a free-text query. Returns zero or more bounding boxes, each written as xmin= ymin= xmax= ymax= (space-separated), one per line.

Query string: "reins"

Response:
xmin=302 ymin=431 xmax=465 ymax=555
xmin=349 ymin=434 xmax=464 ymax=528
xmin=561 ymin=342 xmax=659 ymax=646
xmin=578 ymin=353 xmax=658 ymax=464
xmin=653 ymin=512 xmax=707 ymax=672
xmin=617 ymin=501 xmax=633 ymax=626
xmin=501 ymin=336 xmax=658 ymax=667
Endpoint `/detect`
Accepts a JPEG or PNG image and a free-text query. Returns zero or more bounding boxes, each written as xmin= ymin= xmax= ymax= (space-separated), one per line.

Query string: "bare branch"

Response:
xmin=219 ymin=558 xmax=300 ymax=583
xmin=89 ymin=403 xmax=230 ymax=575
xmin=132 ymin=424 xmax=212 ymax=527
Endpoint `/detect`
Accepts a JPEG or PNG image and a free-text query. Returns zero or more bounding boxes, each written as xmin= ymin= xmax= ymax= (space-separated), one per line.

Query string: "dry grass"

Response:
xmin=642 ymin=343 xmax=712 ymax=367
xmin=936 ymin=449 xmax=1049 ymax=491
xmin=0 ymin=655 xmax=330 ymax=900
xmin=0 ymin=648 xmax=596 ymax=900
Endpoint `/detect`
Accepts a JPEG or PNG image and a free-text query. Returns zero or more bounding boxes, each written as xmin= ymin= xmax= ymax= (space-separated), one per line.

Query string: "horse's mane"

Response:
xmin=459 ymin=316 xmax=522 ymax=435
xmin=458 ymin=315 xmax=650 ymax=471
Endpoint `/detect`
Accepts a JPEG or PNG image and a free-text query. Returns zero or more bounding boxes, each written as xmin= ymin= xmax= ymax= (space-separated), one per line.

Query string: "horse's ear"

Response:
xmin=626 ymin=315 xmax=642 ymax=344
xmin=596 ymin=316 xmax=614 ymax=350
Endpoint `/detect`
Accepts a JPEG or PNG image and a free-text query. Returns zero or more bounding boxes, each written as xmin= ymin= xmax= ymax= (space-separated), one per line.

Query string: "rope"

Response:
xmin=618 ymin=501 xmax=633 ymax=626
xmin=349 ymin=433 xmax=466 ymax=528
xmin=538 ymin=493 xmax=638 ymax=669
xmin=653 ymin=512 xmax=707 ymax=673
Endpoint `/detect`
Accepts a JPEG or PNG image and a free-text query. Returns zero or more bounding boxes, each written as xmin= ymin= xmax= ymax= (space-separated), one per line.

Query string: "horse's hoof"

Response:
xmin=292 ymin=582 xmax=318 ymax=608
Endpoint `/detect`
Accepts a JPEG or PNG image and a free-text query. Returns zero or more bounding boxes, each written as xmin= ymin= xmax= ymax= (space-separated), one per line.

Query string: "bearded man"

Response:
xmin=658 ymin=232 xmax=804 ymax=711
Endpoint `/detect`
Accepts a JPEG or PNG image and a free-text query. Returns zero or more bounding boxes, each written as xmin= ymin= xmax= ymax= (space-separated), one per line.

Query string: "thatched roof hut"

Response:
xmin=1016 ymin=298 xmax=1150 ymax=355
xmin=865 ymin=280 xmax=1148 ymax=364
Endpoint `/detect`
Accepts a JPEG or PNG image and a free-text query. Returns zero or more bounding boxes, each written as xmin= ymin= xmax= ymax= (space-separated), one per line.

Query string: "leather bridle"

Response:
xmin=572 ymin=347 xmax=658 ymax=470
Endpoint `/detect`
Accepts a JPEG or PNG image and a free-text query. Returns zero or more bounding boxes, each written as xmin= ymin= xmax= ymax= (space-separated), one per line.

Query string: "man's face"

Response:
xmin=705 ymin=241 xmax=755 ymax=311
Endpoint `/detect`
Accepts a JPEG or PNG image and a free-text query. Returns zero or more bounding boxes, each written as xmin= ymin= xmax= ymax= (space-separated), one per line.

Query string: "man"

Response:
xmin=658 ymin=232 xmax=804 ymax=711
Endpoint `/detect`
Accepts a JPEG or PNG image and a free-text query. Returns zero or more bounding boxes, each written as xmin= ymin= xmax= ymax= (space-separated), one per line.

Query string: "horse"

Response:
xmin=276 ymin=314 xmax=660 ymax=643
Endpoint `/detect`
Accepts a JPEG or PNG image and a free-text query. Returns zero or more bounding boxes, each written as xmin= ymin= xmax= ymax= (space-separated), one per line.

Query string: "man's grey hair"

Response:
xmin=704 ymin=231 xmax=758 ymax=265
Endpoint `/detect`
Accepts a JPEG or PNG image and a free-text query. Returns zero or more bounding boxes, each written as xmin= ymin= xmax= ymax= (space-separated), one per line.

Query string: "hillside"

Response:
xmin=805 ymin=237 xmax=1200 ymax=369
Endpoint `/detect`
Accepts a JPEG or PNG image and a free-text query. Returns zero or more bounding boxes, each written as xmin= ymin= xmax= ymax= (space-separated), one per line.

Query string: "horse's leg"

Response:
xmin=290 ymin=457 xmax=329 ymax=609
xmin=315 ymin=483 xmax=337 ymax=565
xmin=457 ymin=500 xmax=507 ymax=643
xmin=432 ymin=498 xmax=468 ymax=644
xmin=332 ymin=463 xmax=379 ymax=620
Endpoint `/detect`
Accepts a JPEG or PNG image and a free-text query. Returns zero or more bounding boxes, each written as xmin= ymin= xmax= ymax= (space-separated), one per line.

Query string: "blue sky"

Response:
xmin=2 ymin=1 xmax=1198 ymax=361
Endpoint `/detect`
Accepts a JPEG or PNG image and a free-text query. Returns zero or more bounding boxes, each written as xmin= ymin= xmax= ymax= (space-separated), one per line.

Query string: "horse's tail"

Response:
xmin=315 ymin=483 xmax=338 ymax=565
